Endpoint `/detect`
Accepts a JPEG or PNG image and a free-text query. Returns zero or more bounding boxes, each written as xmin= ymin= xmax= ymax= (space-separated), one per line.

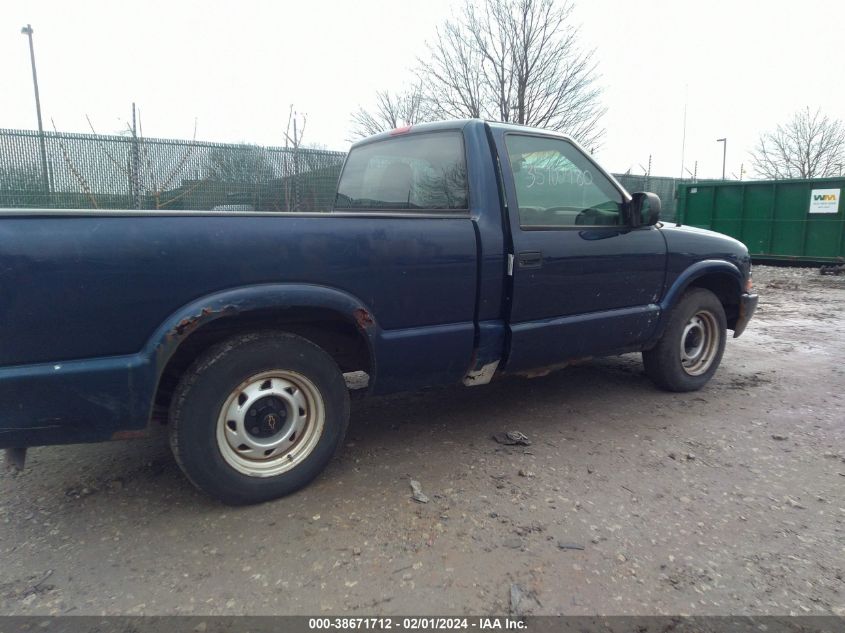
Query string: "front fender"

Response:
xmin=660 ymin=260 xmax=743 ymax=310
xmin=651 ymin=259 xmax=744 ymax=340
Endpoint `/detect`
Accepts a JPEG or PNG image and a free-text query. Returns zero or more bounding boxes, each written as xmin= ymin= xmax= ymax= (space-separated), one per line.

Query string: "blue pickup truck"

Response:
xmin=0 ymin=120 xmax=757 ymax=504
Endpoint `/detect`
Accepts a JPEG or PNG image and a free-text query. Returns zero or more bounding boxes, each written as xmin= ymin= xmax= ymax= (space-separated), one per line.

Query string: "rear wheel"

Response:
xmin=169 ymin=331 xmax=349 ymax=505
xmin=643 ymin=288 xmax=727 ymax=392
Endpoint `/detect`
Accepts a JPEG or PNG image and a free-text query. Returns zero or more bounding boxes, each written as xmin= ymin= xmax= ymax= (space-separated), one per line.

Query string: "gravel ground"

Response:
xmin=1 ymin=265 xmax=844 ymax=616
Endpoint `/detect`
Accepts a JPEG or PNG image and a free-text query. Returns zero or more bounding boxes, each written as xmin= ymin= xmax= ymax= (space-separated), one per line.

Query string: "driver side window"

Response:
xmin=506 ymin=135 xmax=623 ymax=228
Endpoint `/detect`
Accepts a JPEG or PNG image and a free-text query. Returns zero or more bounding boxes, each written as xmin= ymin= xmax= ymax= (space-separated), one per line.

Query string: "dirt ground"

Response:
xmin=1 ymin=265 xmax=844 ymax=616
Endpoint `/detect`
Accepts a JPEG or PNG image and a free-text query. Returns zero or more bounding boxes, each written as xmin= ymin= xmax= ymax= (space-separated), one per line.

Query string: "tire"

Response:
xmin=169 ymin=331 xmax=350 ymax=505
xmin=643 ymin=288 xmax=727 ymax=392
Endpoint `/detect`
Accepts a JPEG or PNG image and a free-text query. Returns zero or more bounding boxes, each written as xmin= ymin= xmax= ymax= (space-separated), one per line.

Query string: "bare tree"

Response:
xmin=205 ymin=146 xmax=274 ymax=183
xmin=422 ymin=19 xmax=485 ymax=122
xmin=282 ymin=105 xmax=309 ymax=211
xmin=349 ymin=85 xmax=431 ymax=140
xmin=751 ymin=107 xmax=845 ymax=179
xmin=421 ymin=0 xmax=605 ymax=147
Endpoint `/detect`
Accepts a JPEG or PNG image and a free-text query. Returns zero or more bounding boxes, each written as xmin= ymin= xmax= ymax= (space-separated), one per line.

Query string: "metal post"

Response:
xmin=131 ymin=102 xmax=142 ymax=209
xmin=716 ymin=138 xmax=727 ymax=180
xmin=21 ymin=24 xmax=50 ymax=199
xmin=21 ymin=24 xmax=50 ymax=196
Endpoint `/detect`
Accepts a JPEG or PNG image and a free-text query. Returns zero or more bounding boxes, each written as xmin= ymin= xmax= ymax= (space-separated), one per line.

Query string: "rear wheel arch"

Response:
xmin=153 ymin=306 xmax=374 ymax=423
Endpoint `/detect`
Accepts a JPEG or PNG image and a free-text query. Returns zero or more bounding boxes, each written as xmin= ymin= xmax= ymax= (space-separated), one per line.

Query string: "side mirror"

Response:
xmin=630 ymin=192 xmax=661 ymax=227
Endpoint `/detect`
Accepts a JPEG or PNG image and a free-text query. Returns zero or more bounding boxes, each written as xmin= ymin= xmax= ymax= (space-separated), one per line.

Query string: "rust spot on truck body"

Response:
xmin=111 ymin=429 xmax=148 ymax=440
xmin=353 ymin=308 xmax=375 ymax=329
xmin=167 ymin=304 xmax=239 ymax=341
xmin=513 ymin=357 xmax=592 ymax=379
xmin=173 ymin=307 xmax=214 ymax=336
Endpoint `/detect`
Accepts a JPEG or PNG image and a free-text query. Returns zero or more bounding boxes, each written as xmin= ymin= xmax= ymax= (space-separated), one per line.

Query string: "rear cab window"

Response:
xmin=335 ymin=132 xmax=468 ymax=211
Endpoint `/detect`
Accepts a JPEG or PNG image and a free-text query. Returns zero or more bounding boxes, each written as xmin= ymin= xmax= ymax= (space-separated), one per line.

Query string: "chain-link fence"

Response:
xmin=0 ymin=129 xmax=346 ymax=212
xmin=1 ymin=128 xmax=690 ymax=219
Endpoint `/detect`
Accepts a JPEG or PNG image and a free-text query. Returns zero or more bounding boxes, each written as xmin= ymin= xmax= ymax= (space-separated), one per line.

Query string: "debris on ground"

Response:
xmin=31 ymin=569 xmax=53 ymax=591
xmin=15 ymin=570 xmax=55 ymax=601
xmin=771 ymin=434 xmax=788 ymax=441
xmin=490 ymin=474 xmax=507 ymax=489
xmin=409 ymin=479 xmax=429 ymax=504
xmin=493 ymin=431 xmax=531 ymax=446
xmin=785 ymin=496 xmax=806 ymax=509
xmin=509 ymin=583 xmax=525 ymax=617
xmin=515 ymin=521 xmax=544 ymax=536
xmin=557 ymin=542 xmax=585 ymax=551
xmin=668 ymin=451 xmax=696 ymax=462
xmin=65 ymin=486 xmax=96 ymax=499
xmin=517 ymin=469 xmax=535 ymax=478
xmin=508 ymin=583 xmax=540 ymax=617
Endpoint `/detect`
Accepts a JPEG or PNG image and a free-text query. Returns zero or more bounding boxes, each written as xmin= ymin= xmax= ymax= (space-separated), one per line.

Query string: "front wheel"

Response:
xmin=643 ymin=288 xmax=727 ymax=392
xmin=169 ymin=331 xmax=350 ymax=505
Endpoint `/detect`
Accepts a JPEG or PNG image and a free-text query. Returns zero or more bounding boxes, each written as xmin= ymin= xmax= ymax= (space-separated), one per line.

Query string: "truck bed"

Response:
xmin=0 ymin=210 xmax=488 ymax=446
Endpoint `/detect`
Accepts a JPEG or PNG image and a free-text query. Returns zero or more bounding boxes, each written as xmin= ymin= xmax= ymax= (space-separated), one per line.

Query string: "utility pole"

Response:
xmin=679 ymin=84 xmax=688 ymax=178
xmin=293 ymin=114 xmax=299 ymax=212
xmin=21 ymin=24 xmax=50 ymax=199
xmin=716 ymin=138 xmax=727 ymax=180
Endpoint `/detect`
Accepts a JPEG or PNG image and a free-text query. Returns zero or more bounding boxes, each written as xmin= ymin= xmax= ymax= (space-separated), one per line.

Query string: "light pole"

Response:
xmin=716 ymin=138 xmax=727 ymax=180
xmin=21 ymin=24 xmax=50 ymax=198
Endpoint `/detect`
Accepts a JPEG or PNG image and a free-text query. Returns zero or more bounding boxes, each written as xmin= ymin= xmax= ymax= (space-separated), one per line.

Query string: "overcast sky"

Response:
xmin=1 ymin=0 xmax=843 ymax=179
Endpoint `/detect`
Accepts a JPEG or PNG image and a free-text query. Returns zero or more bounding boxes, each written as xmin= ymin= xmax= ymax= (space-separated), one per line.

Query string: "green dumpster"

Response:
xmin=676 ymin=178 xmax=845 ymax=263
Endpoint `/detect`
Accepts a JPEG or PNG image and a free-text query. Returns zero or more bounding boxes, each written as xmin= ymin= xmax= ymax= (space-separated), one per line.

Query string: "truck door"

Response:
xmin=494 ymin=131 xmax=667 ymax=372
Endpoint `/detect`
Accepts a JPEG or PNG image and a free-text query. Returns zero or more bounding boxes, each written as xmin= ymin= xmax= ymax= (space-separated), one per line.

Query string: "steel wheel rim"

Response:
xmin=216 ymin=370 xmax=325 ymax=477
xmin=679 ymin=310 xmax=719 ymax=376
